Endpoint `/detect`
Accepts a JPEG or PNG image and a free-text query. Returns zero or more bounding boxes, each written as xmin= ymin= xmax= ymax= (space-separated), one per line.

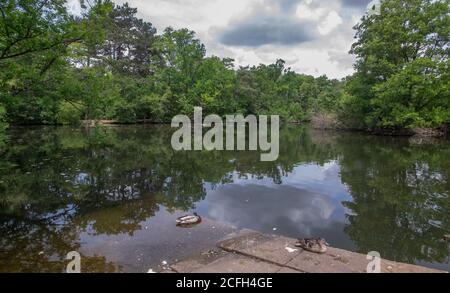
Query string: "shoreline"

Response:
xmin=310 ymin=113 xmax=449 ymax=138
xmin=5 ymin=119 xmax=448 ymax=139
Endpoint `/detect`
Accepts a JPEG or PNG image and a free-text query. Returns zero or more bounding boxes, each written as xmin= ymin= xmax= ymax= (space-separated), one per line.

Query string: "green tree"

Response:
xmin=0 ymin=0 xmax=80 ymax=62
xmin=152 ymin=27 xmax=206 ymax=116
xmin=95 ymin=3 xmax=158 ymax=77
xmin=0 ymin=1 xmax=348 ymax=125
xmin=347 ymin=0 xmax=450 ymax=129
xmin=0 ymin=0 xmax=113 ymax=124
xmin=189 ymin=56 xmax=236 ymax=115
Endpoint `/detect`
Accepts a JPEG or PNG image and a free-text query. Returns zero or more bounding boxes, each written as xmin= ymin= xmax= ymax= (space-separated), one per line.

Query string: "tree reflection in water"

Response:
xmin=0 ymin=125 xmax=448 ymax=271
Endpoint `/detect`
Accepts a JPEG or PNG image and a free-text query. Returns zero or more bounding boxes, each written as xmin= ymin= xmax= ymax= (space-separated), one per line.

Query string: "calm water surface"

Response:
xmin=0 ymin=125 xmax=449 ymax=272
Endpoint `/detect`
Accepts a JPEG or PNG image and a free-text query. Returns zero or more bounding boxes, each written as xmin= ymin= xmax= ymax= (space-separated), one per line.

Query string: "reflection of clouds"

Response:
xmin=312 ymin=197 xmax=334 ymax=219
xmin=199 ymin=184 xmax=345 ymax=239
xmin=229 ymin=161 xmax=349 ymax=201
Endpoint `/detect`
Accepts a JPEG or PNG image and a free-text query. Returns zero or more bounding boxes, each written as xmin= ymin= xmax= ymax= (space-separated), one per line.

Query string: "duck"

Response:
xmin=295 ymin=238 xmax=329 ymax=254
xmin=176 ymin=213 xmax=202 ymax=227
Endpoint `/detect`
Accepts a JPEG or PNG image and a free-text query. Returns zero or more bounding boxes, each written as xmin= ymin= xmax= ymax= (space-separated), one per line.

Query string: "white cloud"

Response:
xmin=113 ymin=0 xmax=368 ymax=78
xmin=295 ymin=2 xmax=327 ymax=21
xmin=318 ymin=11 xmax=343 ymax=35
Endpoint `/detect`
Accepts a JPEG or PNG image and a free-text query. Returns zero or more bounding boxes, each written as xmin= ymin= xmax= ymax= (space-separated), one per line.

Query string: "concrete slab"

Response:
xmin=380 ymin=259 xmax=445 ymax=273
xmin=276 ymin=267 xmax=304 ymax=273
xmin=286 ymin=251 xmax=362 ymax=273
xmin=324 ymin=247 xmax=373 ymax=273
xmin=170 ymin=230 xmax=447 ymax=273
xmin=218 ymin=229 xmax=269 ymax=252
xmin=191 ymin=254 xmax=283 ymax=273
xmin=171 ymin=248 xmax=229 ymax=273
xmin=219 ymin=233 xmax=302 ymax=266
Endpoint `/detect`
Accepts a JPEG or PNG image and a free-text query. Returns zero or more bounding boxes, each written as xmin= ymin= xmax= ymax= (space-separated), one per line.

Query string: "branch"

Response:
xmin=0 ymin=37 xmax=82 ymax=61
xmin=63 ymin=98 xmax=84 ymax=113
xmin=39 ymin=56 xmax=58 ymax=75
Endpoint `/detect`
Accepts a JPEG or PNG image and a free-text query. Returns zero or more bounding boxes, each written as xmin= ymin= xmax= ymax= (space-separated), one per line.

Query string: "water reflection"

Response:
xmin=0 ymin=125 xmax=449 ymax=272
xmin=199 ymin=183 xmax=350 ymax=245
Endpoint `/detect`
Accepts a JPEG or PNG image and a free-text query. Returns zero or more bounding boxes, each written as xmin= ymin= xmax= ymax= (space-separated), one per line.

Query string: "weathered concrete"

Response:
xmin=191 ymin=254 xmax=284 ymax=273
xmin=170 ymin=230 xmax=447 ymax=273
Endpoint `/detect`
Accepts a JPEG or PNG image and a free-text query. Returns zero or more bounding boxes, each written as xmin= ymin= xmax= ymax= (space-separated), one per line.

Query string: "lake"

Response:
xmin=0 ymin=125 xmax=449 ymax=272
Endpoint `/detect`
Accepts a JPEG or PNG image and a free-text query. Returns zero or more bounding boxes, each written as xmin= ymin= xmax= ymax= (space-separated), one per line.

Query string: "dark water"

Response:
xmin=0 ymin=125 xmax=449 ymax=272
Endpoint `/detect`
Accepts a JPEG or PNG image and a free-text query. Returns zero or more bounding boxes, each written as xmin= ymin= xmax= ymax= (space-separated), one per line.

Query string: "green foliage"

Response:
xmin=56 ymin=101 xmax=81 ymax=125
xmin=0 ymin=0 xmax=450 ymax=128
xmin=228 ymin=60 xmax=342 ymax=122
xmin=3 ymin=0 xmax=447 ymax=130
xmin=0 ymin=104 xmax=5 ymax=121
xmin=113 ymin=98 xmax=136 ymax=124
xmin=336 ymin=91 xmax=367 ymax=129
xmin=371 ymin=58 xmax=450 ymax=128
xmin=0 ymin=0 xmax=113 ymax=124
xmin=0 ymin=0 xmax=76 ymax=62
xmin=0 ymin=105 xmax=6 ymax=150
xmin=134 ymin=93 xmax=168 ymax=122
xmin=189 ymin=56 xmax=236 ymax=114
xmin=0 ymin=1 xmax=343 ymax=125
xmin=346 ymin=0 xmax=450 ymax=129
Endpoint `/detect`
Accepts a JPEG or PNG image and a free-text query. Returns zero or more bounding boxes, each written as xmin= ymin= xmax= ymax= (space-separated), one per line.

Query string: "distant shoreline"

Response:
xmin=5 ymin=119 xmax=449 ymax=139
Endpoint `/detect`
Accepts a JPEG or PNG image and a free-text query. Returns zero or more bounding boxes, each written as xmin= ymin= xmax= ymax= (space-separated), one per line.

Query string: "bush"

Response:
xmin=336 ymin=92 xmax=367 ymax=129
xmin=114 ymin=100 xmax=137 ymax=124
xmin=134 ymin=94 xmax=168 ymax=122
xmin=56 ymin=102 xmax=82 ymax=125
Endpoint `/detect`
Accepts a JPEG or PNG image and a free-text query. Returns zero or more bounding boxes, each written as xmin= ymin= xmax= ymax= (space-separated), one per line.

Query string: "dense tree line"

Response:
xmin=0 ymin=0 xmax=343 ymax=126
xmin=0 ymin=0 xmax=448 ymax=130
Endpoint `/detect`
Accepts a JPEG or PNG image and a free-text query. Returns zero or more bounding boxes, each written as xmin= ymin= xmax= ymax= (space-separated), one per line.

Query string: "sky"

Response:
xmin=68 ymin=0 xmax=376 ymax=79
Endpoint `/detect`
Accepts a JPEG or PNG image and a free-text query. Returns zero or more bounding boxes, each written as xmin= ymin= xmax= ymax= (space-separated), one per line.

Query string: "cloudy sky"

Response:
xmin=69 ymin=0 xmax=375 ymax=78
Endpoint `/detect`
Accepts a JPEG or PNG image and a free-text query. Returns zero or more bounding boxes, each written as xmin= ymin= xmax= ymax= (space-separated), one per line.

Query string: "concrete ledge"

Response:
xmin=170 ymin=230 xmax=447 ymax=273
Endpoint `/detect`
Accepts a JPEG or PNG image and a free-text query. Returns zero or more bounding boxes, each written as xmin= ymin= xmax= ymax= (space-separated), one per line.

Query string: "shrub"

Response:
xmin=56 ymin=102 xmax=82 ymax=125
xmin=114 ymin=100 xmax=137 ymax=124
